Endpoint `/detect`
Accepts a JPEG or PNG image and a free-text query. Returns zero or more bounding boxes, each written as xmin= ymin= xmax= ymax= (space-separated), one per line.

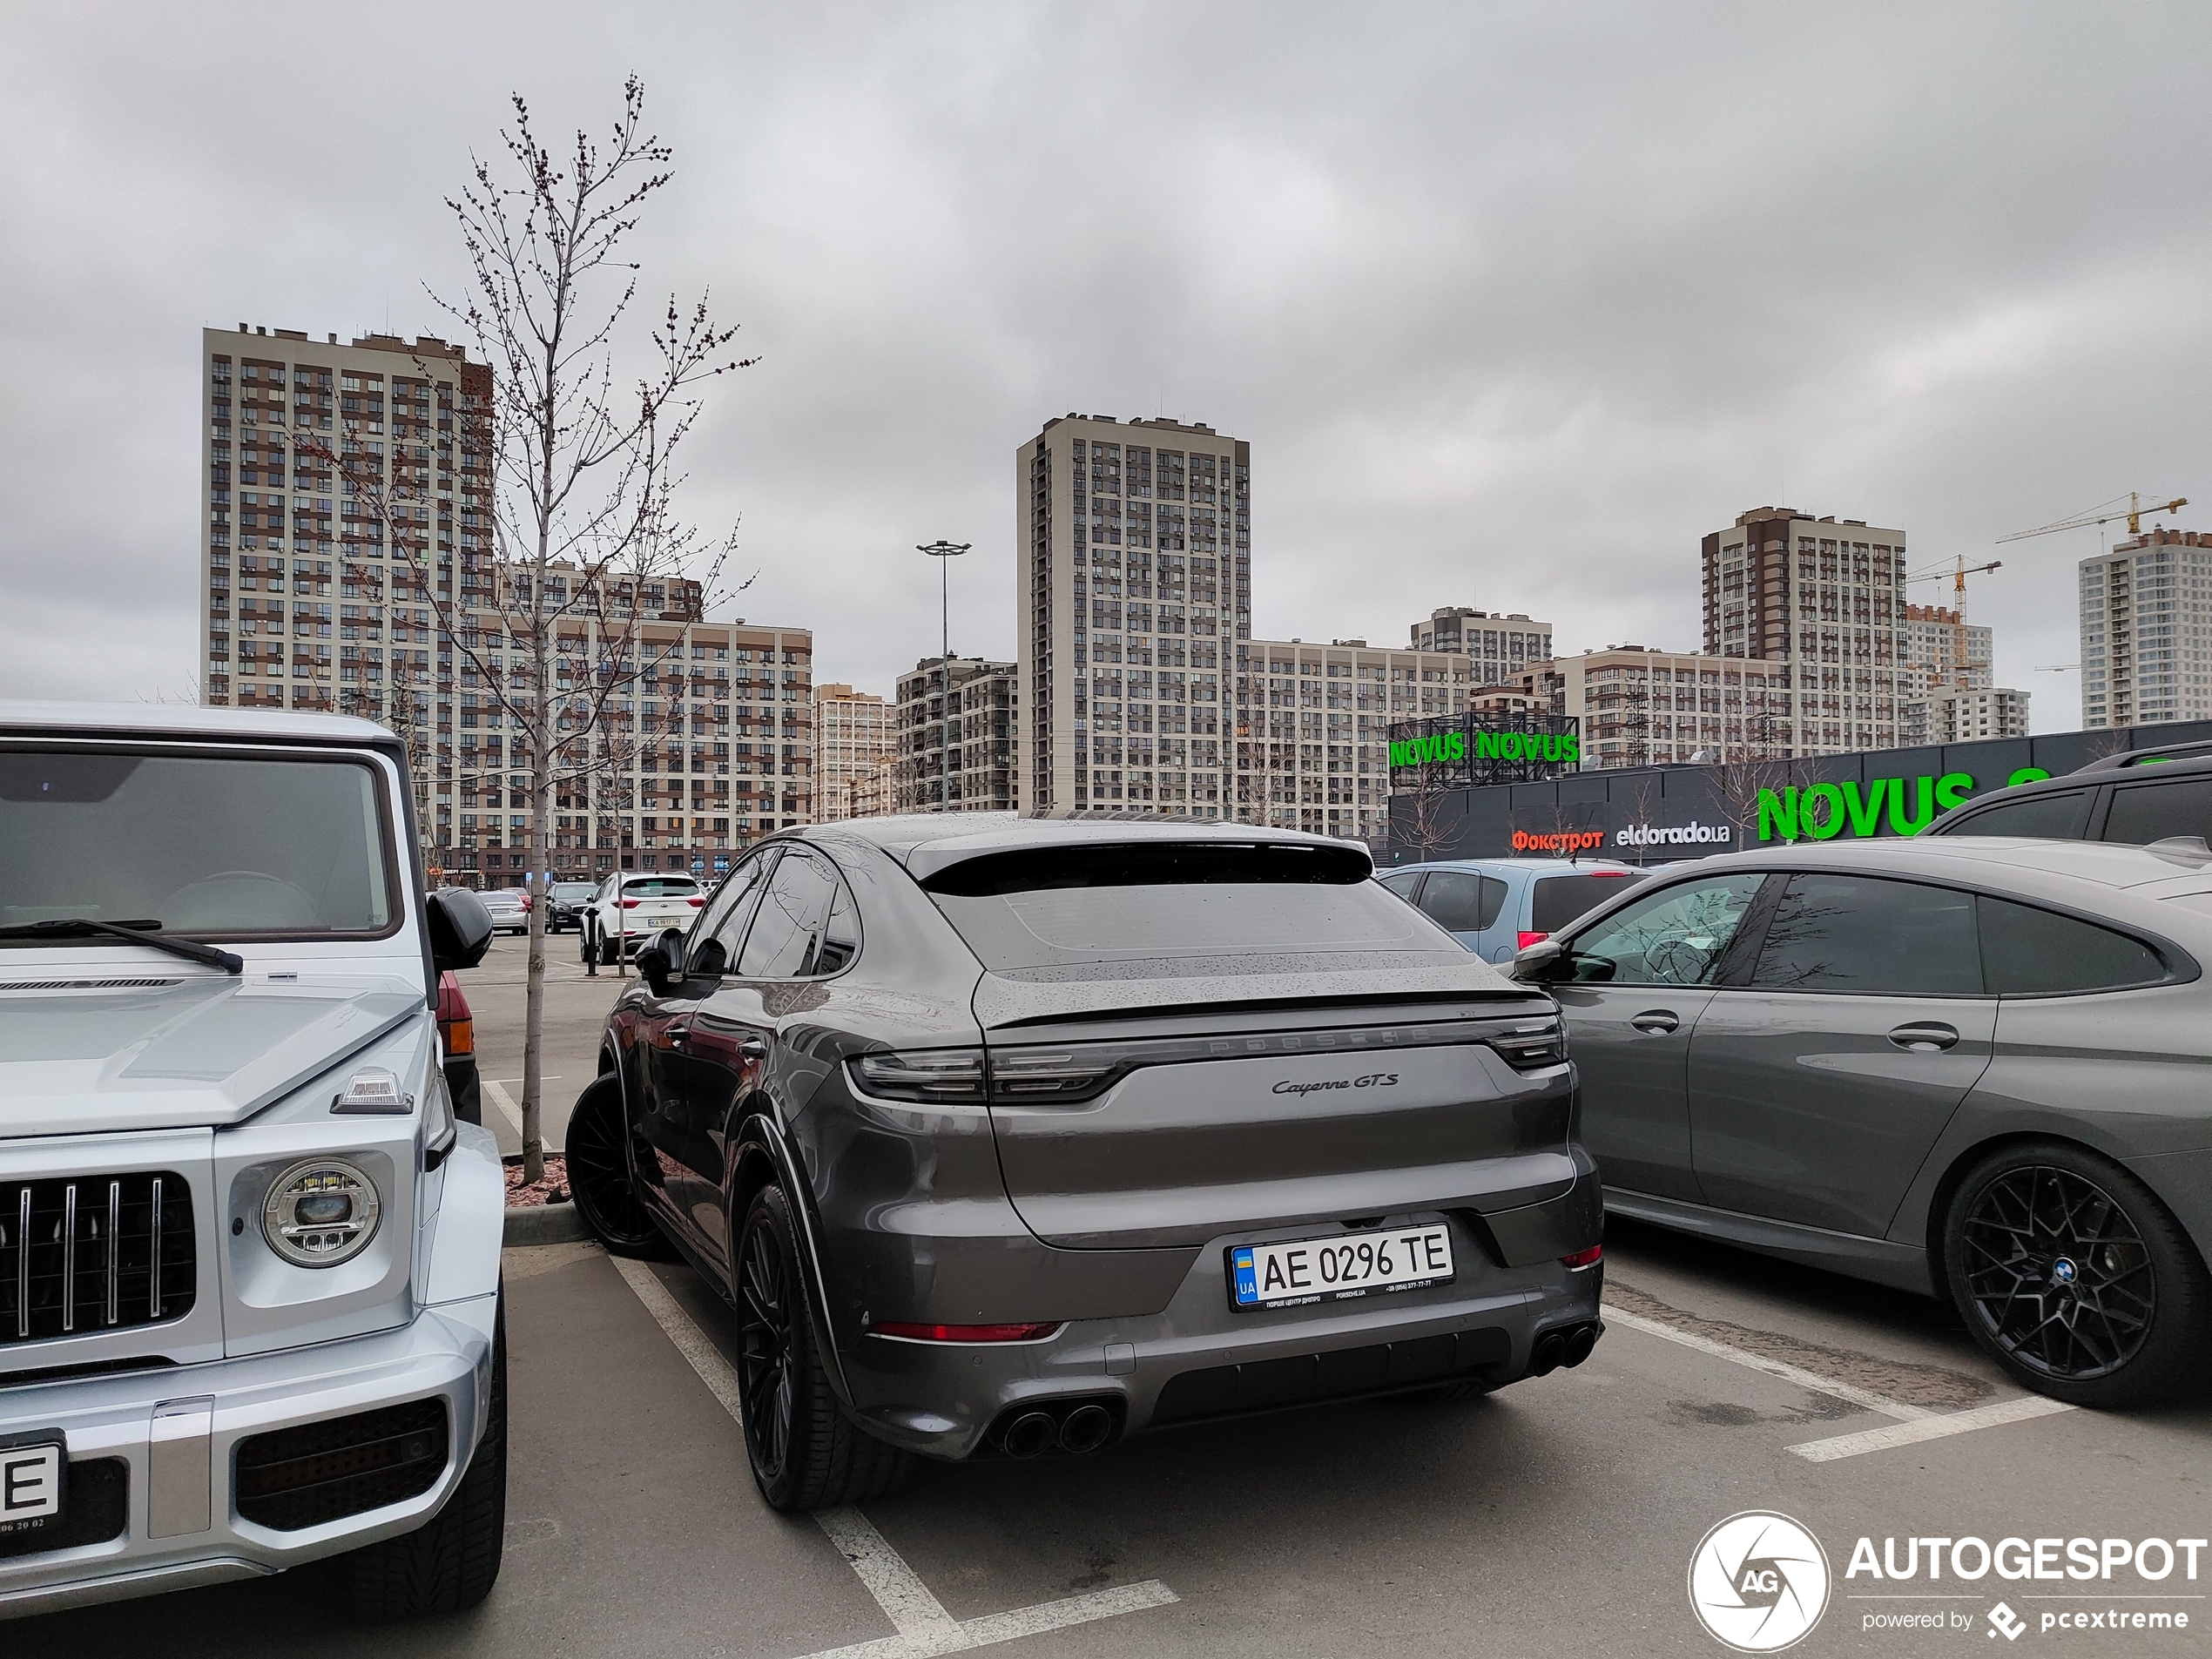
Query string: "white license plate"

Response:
xmin=0 ymin=1440 xmax=63 ymax=1534
xmin=1231 ymin=1225 xmax=1455 ymax=1310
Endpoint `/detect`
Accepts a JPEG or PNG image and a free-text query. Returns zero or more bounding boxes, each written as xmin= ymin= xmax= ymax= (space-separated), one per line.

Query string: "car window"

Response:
xmin=814 ymin=878 xmax=860 ymax=974
xmin=1944 ymin=789 xmax=2094 ymax=840
xmin=1979 ymin=898 xmax=2168 ymax=995
xmin=1379 ymin=871 xmax=1423 ymax=901
xmin=622 ymin=875 xmax=701 ymax=897
xmin=0 ymin=748 xmax=396 ymax=938
xmin=1560 ymin=873 xmax=1765 ymax=986
xmin=698 ymin=853 xmax=772 ymax=945
xmin=1417 ymin=870 xmax=1507 ymax=933
xmin=737 ymin=849 xmax=840 ymax=978
xmin=2102 ymin=779 xmax=2212 ymax=847
xmin=1749 ymin=873 xmax=1981 ymax=995
xmin=922 ymin=842 xmax=1439 ymax=970
xmin=1531 ymin=872 xmax=1646 ymax=935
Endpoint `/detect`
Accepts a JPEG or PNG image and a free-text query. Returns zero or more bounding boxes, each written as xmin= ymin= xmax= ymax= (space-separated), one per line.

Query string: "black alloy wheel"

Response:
xmin=1946 ymin=1141 xmax=2211 ymax=1407
xmin=565 ymin=1076 xmax=673 ymax=1259
xmin=738 ymin=1200 xmax=798 ymax=1490
xmin=733 ymin=1185 xmax=912 ymax=1512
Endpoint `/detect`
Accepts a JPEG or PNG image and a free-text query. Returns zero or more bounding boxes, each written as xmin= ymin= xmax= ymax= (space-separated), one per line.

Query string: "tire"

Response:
xmin=566 ymin=1076 xmax=675 ymax=1259
xmin=347 ymin=1297 xmax=507 ymax=1619
xmin=1944 ymin=1140 xmax=2212 ymax=1407
xmin=597 ymin=929 xmax=619 ymax=967
xmin=735 ymin=1185 xmax=912 ymax=1512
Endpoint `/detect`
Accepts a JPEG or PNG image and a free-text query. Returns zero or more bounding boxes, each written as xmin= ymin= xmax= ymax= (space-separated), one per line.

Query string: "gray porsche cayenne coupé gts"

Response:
xmin=565 ymin=817 xmax=1605 ymax=1509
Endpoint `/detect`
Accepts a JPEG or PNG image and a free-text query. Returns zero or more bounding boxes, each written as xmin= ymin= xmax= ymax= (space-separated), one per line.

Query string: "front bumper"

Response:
xmin=840 ymin=1207 xmax=1603 ymax=1462
xmin=0 ymin=1293 xmax=498 ymax=1619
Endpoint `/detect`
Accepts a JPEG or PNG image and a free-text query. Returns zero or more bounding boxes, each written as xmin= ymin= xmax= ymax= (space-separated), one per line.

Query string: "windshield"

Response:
xmin=0 ymin=747 xmax=396 ymax=938
xmin=923 ymin=841 xmax=1449 ymax=970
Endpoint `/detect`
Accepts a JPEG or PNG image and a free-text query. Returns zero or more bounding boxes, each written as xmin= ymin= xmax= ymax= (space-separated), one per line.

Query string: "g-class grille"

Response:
xmin=0 ymin=1173 xmax=197 ymax=1346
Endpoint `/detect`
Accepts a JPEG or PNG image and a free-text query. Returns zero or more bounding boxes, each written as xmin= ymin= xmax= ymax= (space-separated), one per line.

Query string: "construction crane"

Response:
xmin=1997 ymin=491 xmax=2187 ymax=543
xmin=1905 ymin=555 xmax=2003 ymax=617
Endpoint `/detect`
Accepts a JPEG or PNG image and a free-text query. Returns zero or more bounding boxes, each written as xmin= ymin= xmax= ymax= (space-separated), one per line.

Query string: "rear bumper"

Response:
xmin=0 ymin=1295 xmax=498 ymax=1620
xmin=839 ymin=1187 xmax=1604 ymax=1461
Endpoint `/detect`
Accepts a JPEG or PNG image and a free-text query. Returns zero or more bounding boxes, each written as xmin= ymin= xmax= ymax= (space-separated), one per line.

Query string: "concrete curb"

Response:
xmin=504 ymin=1204 xmax=588 ymax=1247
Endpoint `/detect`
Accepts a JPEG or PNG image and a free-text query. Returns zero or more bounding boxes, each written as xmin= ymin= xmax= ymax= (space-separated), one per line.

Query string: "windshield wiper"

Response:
xmin=0 ymin=918 xmax=244 ymax=974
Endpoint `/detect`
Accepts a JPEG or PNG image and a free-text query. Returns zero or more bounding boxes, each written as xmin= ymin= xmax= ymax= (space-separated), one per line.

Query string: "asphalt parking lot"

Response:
xmin=20 ymin=951 xmax=2212 ymax=1657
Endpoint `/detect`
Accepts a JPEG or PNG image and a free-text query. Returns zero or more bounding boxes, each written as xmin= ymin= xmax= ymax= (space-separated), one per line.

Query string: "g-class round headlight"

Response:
xmin=261 ymin=1158 xmax=381 ymax=1267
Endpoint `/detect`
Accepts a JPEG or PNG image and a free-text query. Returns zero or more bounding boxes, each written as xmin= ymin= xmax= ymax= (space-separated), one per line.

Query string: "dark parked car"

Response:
xmin=1927 ymin=736 xmax=2212 ymax=848
xmin=565 ymin=816 xmax=1605 ymax=1510
xmin=544 ymin=880 xmax=599 ymax=934
xmin=1514 ymin=837 xmax=2212 ymax=1406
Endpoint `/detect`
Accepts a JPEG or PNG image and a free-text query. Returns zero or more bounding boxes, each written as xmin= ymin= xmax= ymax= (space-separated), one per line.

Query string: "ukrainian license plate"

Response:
xmin=1231 ymin=1225 xmax=1455 ymax=1310
xmin=0 ymin=1437 xmax=64 ymax=1536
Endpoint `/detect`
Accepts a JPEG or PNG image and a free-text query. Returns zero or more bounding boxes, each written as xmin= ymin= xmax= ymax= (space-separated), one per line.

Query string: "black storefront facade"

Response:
xmin=1384 ymin=716 xmax=2212 ymax=867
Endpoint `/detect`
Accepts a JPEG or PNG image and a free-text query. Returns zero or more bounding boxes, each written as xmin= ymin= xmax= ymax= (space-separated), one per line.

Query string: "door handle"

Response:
xmin=1888 ymin=1022 xmax=1959 ymax=1053
xmin=1630 ymin=1011 xmax=1680 ymax=1035
xmin=738 ymin=1038 xmax=769 ymax=1062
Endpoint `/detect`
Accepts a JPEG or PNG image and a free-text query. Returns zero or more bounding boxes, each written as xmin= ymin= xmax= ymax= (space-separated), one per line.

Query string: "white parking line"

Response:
xmin=1605 ymin=1304 xmax=2079 ymax=1461
xmin=606 ymin=1255 xmax=1179 ymax=1657
xmin=1604 ymin=1305 xmax=1931 ymax=1420
xmin=1786 ymin=1393 xmax=2075 ymax=1462
xmin=482 ymin=1078 xmax=526 ymax=1144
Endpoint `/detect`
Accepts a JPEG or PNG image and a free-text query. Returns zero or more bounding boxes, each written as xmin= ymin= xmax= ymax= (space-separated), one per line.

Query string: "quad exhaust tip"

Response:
xmin=1001 ymin=1411 xmax=1058 ymax=1459
xmin=1059 ymin=1403 xmax=1115 ymax=1454
xmin=1530 ymin=1320 xmax=1603 ymax=1379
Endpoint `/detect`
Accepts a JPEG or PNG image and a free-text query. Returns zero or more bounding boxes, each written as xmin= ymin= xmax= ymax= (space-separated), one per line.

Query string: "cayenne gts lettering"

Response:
xmin=1271 ymin=1072 xmax=1399 ymax=1095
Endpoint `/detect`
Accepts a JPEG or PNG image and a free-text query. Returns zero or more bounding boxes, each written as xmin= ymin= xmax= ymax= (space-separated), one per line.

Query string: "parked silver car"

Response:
xmin=477 ymin=887 xmax=529 ymax=935
xmin=1514 ymin=836 xmax=2212 ymax=1406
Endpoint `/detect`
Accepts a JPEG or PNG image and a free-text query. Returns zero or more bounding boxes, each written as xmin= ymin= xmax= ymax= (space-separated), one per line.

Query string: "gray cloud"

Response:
xmin=3 ymin=3 xmax=2209 ymax=730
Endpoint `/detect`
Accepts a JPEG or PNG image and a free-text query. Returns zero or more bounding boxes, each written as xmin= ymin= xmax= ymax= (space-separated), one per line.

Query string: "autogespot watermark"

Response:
xmin=1848 ymin=1534 xmax=2205 ymax=1642
xmin=1689 ymin=1515 xmax=2209 ymax=1649
xmin=1689 ymin=1512 xmax=1832 ymax=1653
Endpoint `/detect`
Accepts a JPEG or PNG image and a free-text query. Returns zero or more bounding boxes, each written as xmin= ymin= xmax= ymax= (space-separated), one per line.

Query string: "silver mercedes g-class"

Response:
xmin=0 ymin=703 xmax=502 ymax=1620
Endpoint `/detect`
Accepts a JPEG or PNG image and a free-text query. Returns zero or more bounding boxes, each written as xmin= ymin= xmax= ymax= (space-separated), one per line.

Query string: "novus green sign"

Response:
xmin=1756 ymin=766 xmax=2051 ymax=841
xmin=1390 ymin=730 xmax=1579 ymax=768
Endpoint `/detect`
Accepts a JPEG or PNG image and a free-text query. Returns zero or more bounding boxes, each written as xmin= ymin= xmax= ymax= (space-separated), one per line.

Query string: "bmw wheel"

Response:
xmin=734 ymin=1184 xmax=910 ymax=1512
xmin=1944 ymin=1141 xmax=2211 ymax=1407
xmin=565 ymin=1076 xmax=673 ymax=1259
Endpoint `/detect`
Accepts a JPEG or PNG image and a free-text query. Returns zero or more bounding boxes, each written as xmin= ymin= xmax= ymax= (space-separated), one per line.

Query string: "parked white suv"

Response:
xmin=0 ymin=703 xmax=504 ymax=1621
xmin=578 ymin=873 xmax=705 ymax=966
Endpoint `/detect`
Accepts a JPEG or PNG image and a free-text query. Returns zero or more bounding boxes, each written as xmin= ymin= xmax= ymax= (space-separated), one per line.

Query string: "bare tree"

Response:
xmin=1387 ymin=757 xmax=1461 ymax=863
xmin=300 ymin=78 xmax=752 ymax=1184
xmin=1713 ymin=750 xmax=1797 ymax=847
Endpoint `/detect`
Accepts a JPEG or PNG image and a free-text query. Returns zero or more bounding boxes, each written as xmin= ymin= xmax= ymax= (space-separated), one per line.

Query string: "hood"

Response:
xmin=0 ymin=971 xmax=427 ymax=1136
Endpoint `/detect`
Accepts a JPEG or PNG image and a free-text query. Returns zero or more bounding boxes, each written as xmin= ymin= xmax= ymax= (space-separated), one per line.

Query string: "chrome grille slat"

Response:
xmin=60 ymin=1184 xmax=76 ymax=1333
xmin=106 ymin=1181 xmax=120 ymax=1326
xmin=0 ymin=1172 xmax=195 ymax=1348
xmin=13 ymin=1189 xmax=25 ymax=1340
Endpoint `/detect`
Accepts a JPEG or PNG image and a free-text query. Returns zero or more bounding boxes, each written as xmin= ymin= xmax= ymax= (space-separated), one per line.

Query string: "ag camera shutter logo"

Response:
xmin=1688 ymin=1511 xmax=1831 ymax=1652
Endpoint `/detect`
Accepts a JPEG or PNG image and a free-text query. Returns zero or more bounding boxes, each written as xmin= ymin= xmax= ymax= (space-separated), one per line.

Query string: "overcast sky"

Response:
xmin=3 ymin=3 xmax=2209 ymax=732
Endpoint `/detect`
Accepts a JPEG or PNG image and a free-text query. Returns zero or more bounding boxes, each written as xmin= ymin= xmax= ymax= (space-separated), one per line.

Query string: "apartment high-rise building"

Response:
xmin=812 ymin=683 xmax=893 ymax=822
xmin=895 ymin=657 xmax=1018 ymax=813
xmin=1901 ymin=602 xmax=1993 ymax=696
xmin=1015 ymin=413 xmax=1496 ymax=842
xmin=1521 ymin=647 xmax=1793 ymax=769
xmin=1410 ymin=607 xmax=1553 ymax=683
xmin=1703 ymin=505 xmax=1905 ymax=756
xmin=1901 ymin=685 xmax=2030 ymax=747
xmin=1016 ymin=415 xmax=1251 ymax=816
xmin=2079 ymin=528 xmax=2212 ymax=730
xmin=200 ymin=324 xmax=813 ymax=885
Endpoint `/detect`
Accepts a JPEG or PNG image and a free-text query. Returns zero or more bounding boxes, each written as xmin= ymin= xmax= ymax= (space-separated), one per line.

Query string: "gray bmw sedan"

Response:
xmin=565 ymin=817 xmax=1605 ymax=1509
xmin=1514 ymin=836 xmax=2212 ymax=1406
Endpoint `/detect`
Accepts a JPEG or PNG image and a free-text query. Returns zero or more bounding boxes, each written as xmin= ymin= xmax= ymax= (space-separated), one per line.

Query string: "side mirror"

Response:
xmin=687 ymin=934 xmax=729 ymax=981
xmin=1508 ymin=938 xmax=1567 ymax=982
xmin=636 ymin=927 xmax=689 ymax=997
xmin=427 ymin=888 xmax=494 ymax=973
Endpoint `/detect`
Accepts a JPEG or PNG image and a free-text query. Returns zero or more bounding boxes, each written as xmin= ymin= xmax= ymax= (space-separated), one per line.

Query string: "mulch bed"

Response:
xmin=503 ymin=1152 xmax=571 ymax=1208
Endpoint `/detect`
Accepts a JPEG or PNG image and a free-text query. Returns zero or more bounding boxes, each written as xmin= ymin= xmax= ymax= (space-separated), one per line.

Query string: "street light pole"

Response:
xmin=918 ymin=541 xmax=971 ymax=813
